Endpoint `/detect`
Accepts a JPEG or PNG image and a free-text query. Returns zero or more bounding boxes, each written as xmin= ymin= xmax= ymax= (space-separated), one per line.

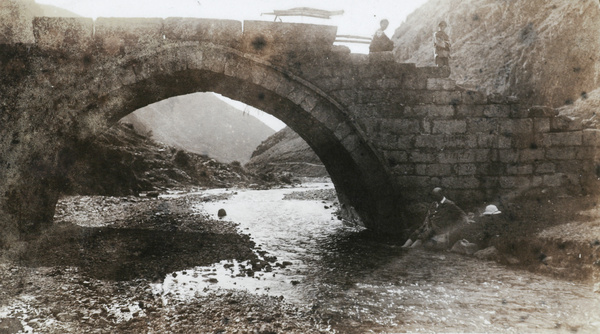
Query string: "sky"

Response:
xmin=35 ymin=0 xmax=427 ymax=39
xmin=35 ymin=0 xmax=429 ymax=130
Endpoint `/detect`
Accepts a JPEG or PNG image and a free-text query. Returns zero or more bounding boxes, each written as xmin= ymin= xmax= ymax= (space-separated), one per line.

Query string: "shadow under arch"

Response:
xmin=76 ymin=44 xmax=404 ymax=233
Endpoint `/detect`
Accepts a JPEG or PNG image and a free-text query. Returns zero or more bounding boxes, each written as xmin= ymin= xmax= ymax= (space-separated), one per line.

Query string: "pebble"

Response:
xmin=474 ymin=246 xmax=499 ymax=261
xmin=56 ymin=313 xmax=75 ymax=322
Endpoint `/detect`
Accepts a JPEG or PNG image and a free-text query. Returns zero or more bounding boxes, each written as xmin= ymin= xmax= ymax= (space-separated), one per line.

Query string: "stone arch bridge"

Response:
xmin=2 ymin=12 xmax=600 ymax=244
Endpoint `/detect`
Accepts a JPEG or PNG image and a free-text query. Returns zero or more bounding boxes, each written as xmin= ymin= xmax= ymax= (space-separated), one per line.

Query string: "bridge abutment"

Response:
xmin=0 ymin=129 xmax=70 ymax=247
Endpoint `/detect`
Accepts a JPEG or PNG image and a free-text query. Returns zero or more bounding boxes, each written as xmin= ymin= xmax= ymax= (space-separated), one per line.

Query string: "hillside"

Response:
xmin=246 ymin=127 xmax=327 ymax=178
xmin=64 ymin=122 xmax=290 ymax=196
xmin=121 ymin=93 xmax=276 ymax=164
xmin=392 ymin=0 xmax=600 ymax=108
xmin=64 ymin=123 xmax=259 ymax=196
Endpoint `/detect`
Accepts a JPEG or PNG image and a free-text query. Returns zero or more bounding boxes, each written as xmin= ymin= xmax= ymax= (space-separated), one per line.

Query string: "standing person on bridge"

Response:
xmin=401 ymin=187 xmax=469 ymax=249
xmin=369 ymin=19 xmax=394 ymax=53
xmin=434 ymin=21 xmax=451 ymax=67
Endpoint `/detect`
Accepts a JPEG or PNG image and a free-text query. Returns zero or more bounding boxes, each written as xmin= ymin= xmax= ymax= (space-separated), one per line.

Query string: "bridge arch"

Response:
xmin=4 ymin=15 xmax=600 ymax=247
xmin=70 ymin=43 xmax=402 ymax=232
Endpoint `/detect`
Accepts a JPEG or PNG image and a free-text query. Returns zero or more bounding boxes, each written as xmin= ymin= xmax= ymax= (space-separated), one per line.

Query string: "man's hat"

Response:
xmin=482 ymin=204 xmax=501 ymax=215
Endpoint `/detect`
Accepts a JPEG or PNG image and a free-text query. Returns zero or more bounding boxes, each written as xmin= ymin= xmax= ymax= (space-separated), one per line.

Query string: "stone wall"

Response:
xmin=296 ymin=52 xmax=600 ymax=204
xmin=298 ymin=54 xmax=600 ymax=204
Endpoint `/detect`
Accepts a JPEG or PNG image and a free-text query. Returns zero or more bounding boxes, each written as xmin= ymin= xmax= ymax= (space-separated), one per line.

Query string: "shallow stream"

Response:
xmin=154 ymin=183 xmax=600 ymax=333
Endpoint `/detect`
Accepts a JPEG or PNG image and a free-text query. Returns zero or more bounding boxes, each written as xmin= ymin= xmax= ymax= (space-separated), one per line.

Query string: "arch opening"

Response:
xmin=75 ymin=91 xmax=330 ymax=195
xmin=94 ymin=66 xmax=401 ymax=232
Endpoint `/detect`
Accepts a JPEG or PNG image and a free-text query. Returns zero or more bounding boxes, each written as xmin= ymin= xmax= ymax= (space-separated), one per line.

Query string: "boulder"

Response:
xmin=56 ymin=312 xmax=76 ymax=322
xmin=217 ymin=208 xmax=227 ymax=218
xmin=450 ymin=239 xmax=479 ymax=255
xmin=474 ymin=246 xmax=499 ymax=261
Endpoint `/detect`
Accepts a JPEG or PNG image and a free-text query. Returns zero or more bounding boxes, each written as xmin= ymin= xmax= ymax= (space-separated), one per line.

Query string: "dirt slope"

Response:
xmin=246 ymin=127 xmax=327 ymax=178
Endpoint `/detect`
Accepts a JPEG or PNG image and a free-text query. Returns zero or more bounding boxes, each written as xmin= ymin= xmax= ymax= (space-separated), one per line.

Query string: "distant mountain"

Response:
xmin=246 ymin=127 xmax=327 ymax=178
xmin=121 ymin=93 xmax=276 ymax=164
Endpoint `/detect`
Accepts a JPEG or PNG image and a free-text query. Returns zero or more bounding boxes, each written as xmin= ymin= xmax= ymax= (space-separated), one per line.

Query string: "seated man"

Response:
xmin=369 ymin=19 xmax=394 ymax=53
xmin=402 ymin=187 xmax=469 ymax=250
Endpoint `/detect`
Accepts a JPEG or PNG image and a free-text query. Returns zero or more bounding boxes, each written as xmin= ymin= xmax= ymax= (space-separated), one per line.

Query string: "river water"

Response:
xmin=154 ymin=183 xmax=600 ymax=333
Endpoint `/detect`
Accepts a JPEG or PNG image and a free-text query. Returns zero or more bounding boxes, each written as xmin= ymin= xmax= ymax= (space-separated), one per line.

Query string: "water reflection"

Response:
xmin=155 ymin=183 xmax=600 ymax=333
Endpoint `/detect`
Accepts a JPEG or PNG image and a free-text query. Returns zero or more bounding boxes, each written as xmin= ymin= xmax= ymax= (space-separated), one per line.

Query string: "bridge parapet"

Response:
xmin=29 ymin=15 xmax=453 ymax=97
xmin=164 ymin=18 xmax=241 ymax=48
xmin=241 ymin=20 xmax=337 ymax=60
xmin=33 ymin=17 xmax=93 ymax=53
xmin=30 ymin=16 xmax=339 ymax=59
xmin=94 ymin=18 xmax=164 ymax=55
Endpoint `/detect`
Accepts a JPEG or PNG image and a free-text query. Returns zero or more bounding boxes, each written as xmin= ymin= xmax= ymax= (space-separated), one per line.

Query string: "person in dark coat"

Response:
xmin=369 ymin=19 xmax=394 ymax=53
xmin=402 ymin=187 xmax=469 ymax=249
xmin=434 ymin=21 xmax=451 ymax=67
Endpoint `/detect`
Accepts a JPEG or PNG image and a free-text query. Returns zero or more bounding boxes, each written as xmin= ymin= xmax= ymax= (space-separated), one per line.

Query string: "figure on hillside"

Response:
xmin=369 ymin=19 xmax=394 ymax=53
xmin=434 ymin=21 xmax=451 ymax=67
xmin=401 ymin=187 xmax=469 ymax=250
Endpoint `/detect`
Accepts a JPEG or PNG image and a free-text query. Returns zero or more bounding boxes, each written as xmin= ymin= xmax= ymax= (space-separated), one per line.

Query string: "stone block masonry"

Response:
xmin=288 ymin=47 xmax=600 ymax=204
xmin=362 ymin=93 xmax=600 ymax=203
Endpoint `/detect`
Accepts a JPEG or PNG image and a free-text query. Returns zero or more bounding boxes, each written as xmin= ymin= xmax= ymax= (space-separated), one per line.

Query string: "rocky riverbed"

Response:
xmin=2 ymin=186 xmax=600 ymax=333
xmin=0 ymin=263 xmax=327 ymax=334
xmin=0 ymin=190 xmax=329 ymax=333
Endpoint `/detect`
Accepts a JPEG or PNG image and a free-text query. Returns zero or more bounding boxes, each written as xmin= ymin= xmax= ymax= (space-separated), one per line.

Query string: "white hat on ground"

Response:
xmin=482 ymin=204 xmax=501 ymax=215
